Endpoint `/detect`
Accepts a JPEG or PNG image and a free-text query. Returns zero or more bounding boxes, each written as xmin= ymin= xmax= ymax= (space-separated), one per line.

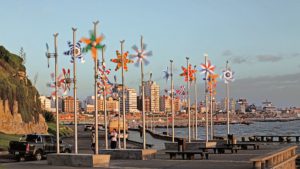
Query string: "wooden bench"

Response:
xmin=165 ymin=151 xmax=209 ymax=160
xmin=225 ymin=143 xmax=260 ymax=150
xmin=199 ymin=146 xmax=240 ymax=154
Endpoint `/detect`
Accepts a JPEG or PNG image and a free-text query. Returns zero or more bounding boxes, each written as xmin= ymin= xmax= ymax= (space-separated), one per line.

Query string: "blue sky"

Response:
xmin=0 ymin=0 xmax=299 ymax=107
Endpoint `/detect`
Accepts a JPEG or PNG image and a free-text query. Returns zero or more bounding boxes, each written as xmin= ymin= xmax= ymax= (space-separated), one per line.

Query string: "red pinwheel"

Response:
xmin=180 ymin=64 xmax=197 ymax=82
xmin=61 ymin=68 xmax=72 ymax=91
xmin=110 ymin=50 xmax=133 ymax=71
xmin=47 ymin=71 xmax=69 ymax=98
xmin=207 ymin=74 xmax=218 ymax=96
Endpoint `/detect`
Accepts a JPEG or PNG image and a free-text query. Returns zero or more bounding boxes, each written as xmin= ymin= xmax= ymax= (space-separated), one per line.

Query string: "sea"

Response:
xmin=128 ymin=121 xmax=300 ymax=150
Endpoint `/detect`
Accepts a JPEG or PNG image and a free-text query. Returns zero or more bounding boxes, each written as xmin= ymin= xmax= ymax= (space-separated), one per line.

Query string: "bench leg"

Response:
xmin=170 ymin=154 xmax=176 ymax=160
xmin=205 ymin=153 xmax=209 ymax=160
xmin=182 ymin=154 xmax=185 ymax=160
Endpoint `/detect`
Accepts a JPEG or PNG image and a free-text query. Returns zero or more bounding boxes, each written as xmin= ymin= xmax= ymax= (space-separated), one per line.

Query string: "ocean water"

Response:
xmin=128 ymin=121 xmax=300 ymax=150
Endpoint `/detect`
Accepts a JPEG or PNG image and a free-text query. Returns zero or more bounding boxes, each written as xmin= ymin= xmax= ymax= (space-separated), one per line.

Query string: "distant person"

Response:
xmin=91 ymin=130 xmax=95 ymax=153
xmin=139 ymin=126 xmax=143 ymax=137
xmin=110 ymin=129 xmax=118 ymax=149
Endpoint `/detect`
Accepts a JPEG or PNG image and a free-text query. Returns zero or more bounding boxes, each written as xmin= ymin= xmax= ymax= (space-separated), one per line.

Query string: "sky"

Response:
xmin=0 ymin=0 xmax=299 ymax=108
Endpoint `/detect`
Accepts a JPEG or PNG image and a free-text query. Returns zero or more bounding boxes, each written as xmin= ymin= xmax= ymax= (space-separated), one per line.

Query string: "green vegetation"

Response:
xmin=42 ymin=110 xmax=55 ymax=122
xmin=0 ymin=46 xmax=41 ymax=123
xmin=0 ymin=132 xmax=21 ymax=151
xmin=47 ymin=123 xmax=74 ymax=137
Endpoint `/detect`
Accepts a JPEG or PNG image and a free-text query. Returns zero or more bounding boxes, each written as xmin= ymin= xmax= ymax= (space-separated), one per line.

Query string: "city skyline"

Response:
xmin=0 ymin=0 xmax=299 ymax=107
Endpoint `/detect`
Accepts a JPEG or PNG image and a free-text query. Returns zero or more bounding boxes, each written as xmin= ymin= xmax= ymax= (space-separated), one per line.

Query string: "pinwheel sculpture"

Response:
xmin=222 ymin=69 xmax=234 ymax=84
xmin=64 ymin=41 xmax=85 ymax=63
xmin=80 ymin=32 xmax=104 ymax=61
xmin=207 ymin=74 xmax=219 ymax=96
xmin=175 ymin=85 xmax=186 ymax=99
xmin=162 ymin=67 xmax=171 ymax=83
xmin=47 ymin=69 xmax=72 ymax=98
xmin=97 ymin=82 xmax=112 ymax=96
xmin=131 ymin=36 xmax=152 ymax=149
xmin=111 ymin=50 xmax=133 ymax=71
xmin=200 ymin=59 xmax=215 ymax=79
xmin=180 ymin=64 xmax=197 ymax=82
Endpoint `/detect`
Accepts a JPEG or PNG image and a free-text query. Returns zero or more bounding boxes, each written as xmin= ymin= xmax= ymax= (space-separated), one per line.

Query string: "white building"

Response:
xmin=39 ymin=95 xmax=51 ymax=111
xmin=126 ymin=88 xmax=137 ymax=113
xmin=142 ymin=81 xmax=160 ymax=113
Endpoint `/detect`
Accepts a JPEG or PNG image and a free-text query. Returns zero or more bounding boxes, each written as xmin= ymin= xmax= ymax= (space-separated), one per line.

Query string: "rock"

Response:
xmin=0 ymin=100 xmax=48 ymax=134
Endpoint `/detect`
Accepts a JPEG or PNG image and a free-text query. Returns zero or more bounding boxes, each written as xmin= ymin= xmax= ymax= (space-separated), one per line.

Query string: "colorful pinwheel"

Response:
xmin=130 ymin=42 xmax=153 ymax=66
xmin=61 ymin=68 xmax=72 ymax=91
xmin=63 ymin=41 xmax=85 ymax=63
xmin=97 ymin=82 xmax=112 ymax=96
xmin=180 ymin=64 xmax=197 ymax=82
xmin=47 ymin=70 xmax=70 ymax=99
xmin=80 ymin=32 xmax=104 ymax=61
xmin=222 ymin=69 xmax=234 ymax=84
xmin=175 ymin=85 xmax=186 ymax=99
xmin=200 ymin=59 xmax=215 ymax=79
xmin=162 ymin=67 xmax=170 ymax=83
xmin=207 ymin=74 xmax=219 ymax=95
xmin=110 ymin=50 xmax=133 ymax=71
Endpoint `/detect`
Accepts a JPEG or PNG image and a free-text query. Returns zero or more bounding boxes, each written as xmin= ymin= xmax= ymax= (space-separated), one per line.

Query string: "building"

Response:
xmin=39 ymin=95 xmax=51 ymax=111
xmin=221 ymin=98 xmax=236 ymax=113
xmin=106 ymin=97 xmax=119 ymax=112
xmin=142 ymin=81 xmax=160 ymax=113
xmin=160 ymin=95 xmax=171 ymax=112
xmin=62 ymin=96 xmax=80 ymax=113
xmin=173 ymin=97 xmax=181 ymax=112
xmin=262 ymin=100 xmax=277 ymax=113
xmin=137 ymin=96 xmax=151 ymax=113
xmin=236 ymin=98 xmax=248 ymax=113
xmin=125 ymin=88 xmax=137 ymax=113
xmin=85 ymin=104 xmax=94 ymax=113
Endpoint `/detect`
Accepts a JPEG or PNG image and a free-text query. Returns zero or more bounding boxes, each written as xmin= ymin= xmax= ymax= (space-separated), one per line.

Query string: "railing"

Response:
xmin=250 ymin=145 xmax=297 ymax=169
xmin=246 ymin=135 xmax=300 ymax=142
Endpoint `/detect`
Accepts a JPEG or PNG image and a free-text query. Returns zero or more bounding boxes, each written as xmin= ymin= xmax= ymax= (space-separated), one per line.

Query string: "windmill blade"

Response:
xmin=142 ymin=43 xmax=147 ymax=51
xmin=132 ymin=45 xmax=139 ymax=53
xmin=46 ymin=43 xmax=49 ymax=52
xmin=144 ymin=51 xmax=152 ymax=57
xmin=134 ymin=59 xmax=141 ymax=67
xmin=129 ymin=54 xmax=138 ymax=59
xmin=144 ymin=58 xmax=150 ymax=65
xmin=114 ymin=75 xmax=117 ymax=83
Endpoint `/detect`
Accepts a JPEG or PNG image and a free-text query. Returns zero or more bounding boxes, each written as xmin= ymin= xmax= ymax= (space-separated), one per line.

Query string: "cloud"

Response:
xmin=222 ymin=50 xmax=233 ymax=56
xmin=256 ymin=54 xmax=283 ymax=62
xmin=231 ymin=56 xmax=248 ymax=64
xmin=291 ymin=53 xmax=300 ymax=58
xmin=217 ymin=73 xmax=300 ymax=107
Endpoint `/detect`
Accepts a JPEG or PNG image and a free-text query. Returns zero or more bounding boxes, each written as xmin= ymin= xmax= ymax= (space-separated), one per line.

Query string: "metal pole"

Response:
xmin=204 ymin=55 xmax=209 ymax=142
xmin=93 ymin=20 xmax=99 ymax=155
xmin=210 ymin=88 xmax=213 ymax=140
xmin=72 ymin=28 xmax=78 ymax=154
xmin=226 ymin=61 xmax=230 ymax=135
xmin=166 ymin=102 xmax=168 ymax=135
xmin=141 ymin=36 xmax=146 ymax=149
xmin=186 ymin=57 xmax=191 ymax=142
xmin=120 ymin=40 xmax=126 ymax=149
xmin=194 ymin=65 xmax=198 ymax=140
xmin=102 ymin=46 xmax=108 ymax=150
xmin=54 ymin=33 xmax=59 ymax=154
xmin=170 ymin=60 xmax=175 ymax=142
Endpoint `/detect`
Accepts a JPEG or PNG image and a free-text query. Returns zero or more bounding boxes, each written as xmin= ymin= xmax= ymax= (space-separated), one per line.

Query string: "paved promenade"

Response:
xmin=1 ymin=143 xmax=297 ymax=169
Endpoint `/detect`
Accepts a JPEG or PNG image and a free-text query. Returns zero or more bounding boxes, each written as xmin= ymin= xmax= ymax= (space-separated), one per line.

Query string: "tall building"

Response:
xmin=160 ymin=95 xmax=171 ymax=112
xmin=62 ymin=96 xmax=80 ymax=113
xmin=173 ymin=97 xmax=181 ymax=112
xmin=126 ymin=88 xmax=137 ymax=113
xmin=39 ymin=95 xmax=51 ymax=111
xmin=221 ymin=98 xmax=236 ymax=113
xmin=236 ymin=98 xmax=248 ymax=113
xmin=141 ymin=81 xmax=160 ymax=113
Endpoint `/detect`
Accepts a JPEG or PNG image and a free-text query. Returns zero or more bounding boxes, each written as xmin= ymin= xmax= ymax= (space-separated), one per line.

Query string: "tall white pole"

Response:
xmin=72 ymin=28 xmax=78 ymax=154
xmin=226 ymin=61 xmax=230 ymax=135
xmin=141 ymin=36 xmax=146 ymax=149
xmin=194 ymin=65 xmax=198 ymax=140
xmin=210 ymin=87 xmax=213 ymax=140
xmin=120 ymin=40 xmax=127 ymax=149
xmin=102 ymin=46 xmax=108 ymax=150
xmin=93 ymin=21 xmax=99 ymax=155
xmin=54 ymin=33 xmax=60 ymax=153
xmin=204 ymin=55 xmax=209 ymax=142
xmin=186 ymin=57 xmax=191 ymax=142
xmin=170 ymin=60 xmax=175 ymax=142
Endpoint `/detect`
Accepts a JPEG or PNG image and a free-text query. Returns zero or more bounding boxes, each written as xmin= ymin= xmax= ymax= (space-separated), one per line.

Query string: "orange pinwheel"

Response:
xmin=110 ymin=50 xmax=133 ymax=71
xmin=207 ymin=73 xmax=218 ymax=95
xmin=180 ymin=64 xmax=197 ymax=82
xmin=80 ymin=32 xmax=104 ymax=61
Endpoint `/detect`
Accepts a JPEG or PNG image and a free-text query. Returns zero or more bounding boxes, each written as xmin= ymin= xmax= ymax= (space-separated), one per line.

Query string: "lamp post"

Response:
xmin=204 ymin=54 xmax=209 ymax=142
xmin=93 ymin=20 xmax=99 ymax=154
xmin=120 ymin=40 xmax=127 ymax=149
xmin=194 ymin=65 xmax=198 ymax=140
xmin=186 ymin=57 xmax=191 ymax=142
xmin=170 ymin=60 xmax=175 ymax=142
xmin=71 ymin=28 xmax=78 ymax=154
xmin=46 ymin=33 xmax=60 ymax=153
